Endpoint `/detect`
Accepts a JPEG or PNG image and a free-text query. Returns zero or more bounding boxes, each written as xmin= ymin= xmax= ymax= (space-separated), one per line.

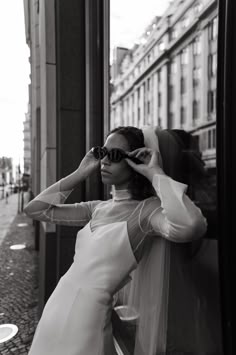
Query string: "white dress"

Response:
xmin=27 ymin=174 xmax=207 ymax=355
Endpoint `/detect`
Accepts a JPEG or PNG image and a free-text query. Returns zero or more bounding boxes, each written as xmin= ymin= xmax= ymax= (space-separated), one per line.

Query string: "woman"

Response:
xmin=24 ymin=126 xmax=207 ymax=355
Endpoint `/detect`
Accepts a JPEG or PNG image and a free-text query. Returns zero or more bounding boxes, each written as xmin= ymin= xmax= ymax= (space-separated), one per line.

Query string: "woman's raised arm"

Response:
xmin=126 ymin=148 xmax=207 ymax=242
xmin=149 ymin=174 xmax=207 ymax=242
xmin=24 ymin=150 xmax=101 ymax=226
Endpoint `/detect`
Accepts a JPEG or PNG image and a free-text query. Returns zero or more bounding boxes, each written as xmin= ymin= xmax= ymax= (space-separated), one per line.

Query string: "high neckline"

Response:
xmin=111 ymin=186 xmax=132 ymax=201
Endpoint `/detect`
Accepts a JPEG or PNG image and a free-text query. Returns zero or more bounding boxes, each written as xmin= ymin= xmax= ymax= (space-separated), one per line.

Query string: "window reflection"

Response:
xmin=110 ymin=0 xmax=217 ymax=214
xmin=110 ymin=0 xmax=221 ymax=352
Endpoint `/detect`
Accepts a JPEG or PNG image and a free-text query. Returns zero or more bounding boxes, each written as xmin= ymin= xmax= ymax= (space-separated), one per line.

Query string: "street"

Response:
xmin=0 ymin=192 xmax=39 ymax=354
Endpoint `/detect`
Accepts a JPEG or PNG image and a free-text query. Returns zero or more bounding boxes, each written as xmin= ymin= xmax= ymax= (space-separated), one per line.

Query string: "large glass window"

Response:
xmin=109 ymin=1 xmax=221 ymax=353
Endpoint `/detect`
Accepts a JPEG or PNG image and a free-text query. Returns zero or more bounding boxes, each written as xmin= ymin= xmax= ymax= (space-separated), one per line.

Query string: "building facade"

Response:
xmin=23 ymin=0 xmax=110 ymax=312
xmin=110 ymin=0 xmax=217 ymax=169
xmin=23 ymin=101 xmax=31 ymax=176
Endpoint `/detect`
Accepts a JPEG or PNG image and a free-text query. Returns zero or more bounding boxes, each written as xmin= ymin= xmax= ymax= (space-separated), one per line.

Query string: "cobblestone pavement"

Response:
xmin=0 ymin=193 xmax=39 ymax=354
xmin=0 ymin=193 xmax=18 ymax=246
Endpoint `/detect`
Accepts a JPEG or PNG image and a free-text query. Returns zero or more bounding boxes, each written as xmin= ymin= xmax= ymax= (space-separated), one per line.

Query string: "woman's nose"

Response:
xmin=101 ymin=154 xmax=110 ymax=165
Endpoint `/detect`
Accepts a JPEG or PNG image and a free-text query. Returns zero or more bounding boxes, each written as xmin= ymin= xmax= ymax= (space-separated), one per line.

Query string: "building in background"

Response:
xmin=110 ymin=0 xmax=217 ymax=169
xmin=0 ymin=157 xmax=13 ymax=185
xmin=23 ymin=100 xmax=31 ymax=176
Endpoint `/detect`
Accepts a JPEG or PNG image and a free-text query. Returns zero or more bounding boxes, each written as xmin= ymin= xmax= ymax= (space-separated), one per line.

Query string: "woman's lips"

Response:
xmin=101 ymin=169 xmax=112 ymax=175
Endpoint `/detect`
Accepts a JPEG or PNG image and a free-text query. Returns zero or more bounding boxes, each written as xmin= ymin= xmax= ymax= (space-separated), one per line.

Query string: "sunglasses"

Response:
xmin=91 ymin=146 xmax=141 ymax=164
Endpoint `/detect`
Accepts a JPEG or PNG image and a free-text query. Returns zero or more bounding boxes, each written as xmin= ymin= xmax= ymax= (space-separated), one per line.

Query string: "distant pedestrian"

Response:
xmin=5 ymin=191 xmax=9 ymax=204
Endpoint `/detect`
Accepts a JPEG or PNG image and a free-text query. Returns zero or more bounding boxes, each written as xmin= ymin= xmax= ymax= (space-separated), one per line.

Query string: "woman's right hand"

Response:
xmin=76 ymin=149 xmax=100 ymax=179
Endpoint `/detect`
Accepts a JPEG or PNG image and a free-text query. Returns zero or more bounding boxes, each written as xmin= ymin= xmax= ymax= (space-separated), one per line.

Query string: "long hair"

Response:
xmin=157 ymin=128 xmax=206 ymax=199
xmin=108 ymin=126 xmax=155 ymax=200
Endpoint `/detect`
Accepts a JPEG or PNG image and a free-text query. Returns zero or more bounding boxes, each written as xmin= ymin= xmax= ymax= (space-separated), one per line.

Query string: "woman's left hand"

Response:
xmin=125 ymin=148 xmax=166 ymax=181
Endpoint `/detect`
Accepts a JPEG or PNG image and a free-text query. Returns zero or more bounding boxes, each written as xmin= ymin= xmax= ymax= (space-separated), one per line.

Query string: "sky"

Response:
xmin=110 ymin=0 xmax=169 ymax=51
xmin=0 ymin=0 xmax=30 ymax=171
xmin=0 ymin=0 xmax=169 ymax=173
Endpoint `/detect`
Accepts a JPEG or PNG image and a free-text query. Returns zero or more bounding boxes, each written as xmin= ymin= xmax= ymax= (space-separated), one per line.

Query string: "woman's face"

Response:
xmin=100 ymin=133 xmax=133 ymax=189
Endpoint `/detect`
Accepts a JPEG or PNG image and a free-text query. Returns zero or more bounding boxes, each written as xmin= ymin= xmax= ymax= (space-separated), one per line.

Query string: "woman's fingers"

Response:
xmin=128 ymin=148 xmax=152 ymax=156
xmin=127 ymin=148 xmax=153 ymax=162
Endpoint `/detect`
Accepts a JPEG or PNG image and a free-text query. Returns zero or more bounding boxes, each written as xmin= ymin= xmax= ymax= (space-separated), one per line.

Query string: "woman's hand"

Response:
xmin=125 ymin=148 xmax=166 ymax=181
xmin=76 ymin=149 xmax=100 ymax=179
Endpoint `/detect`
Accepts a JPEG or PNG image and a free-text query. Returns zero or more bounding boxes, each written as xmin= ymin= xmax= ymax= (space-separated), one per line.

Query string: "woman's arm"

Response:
xmin=149 ymin=174 xmax=207 ymax=242
xmin=24 ymin=150 xmax=101 ymax=226
xmin=126 ymin=148 xmax=207 ymax=242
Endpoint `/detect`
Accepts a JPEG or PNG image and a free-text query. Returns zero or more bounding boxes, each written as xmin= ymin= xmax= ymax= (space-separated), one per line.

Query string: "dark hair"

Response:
xmin=167 ymin=129 xmax=206 ymax=183
xmin=108 ymin=126 xmax=155 ymax=200
xmin=158 ymin=129 xmax=206 ymax=201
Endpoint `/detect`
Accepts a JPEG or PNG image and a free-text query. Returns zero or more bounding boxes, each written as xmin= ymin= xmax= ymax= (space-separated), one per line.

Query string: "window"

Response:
xmin=138 ymin=107 xmax=141 ymax=125
xmin=158 ymin=92 xmax=162 ymax=107
xmin=169 ymin=85 xmax=174 ymax=101
xmin=193 ymin=68 xmax=201 ymax=87
xmin=170 ymin=59 xmax=177 ymax=74
xmin=182 ymin=16 xmax=190 ymax=29
xmin=194 ymin=2 xmax=203 ymax=14
xmin=180 ymin=48 xmax=188 ymax=65
xmin=154 ymin=44 xmax=158 ymax=56
xmin=193 ymin=36 xmax=201 ymax=55
xmin=180 ymin=106 xmax=187 ymax=125
xmin=36 ymin=0 xmax=40 ymax=13
xmin=209 ymin=17 xmax=218 ymax=41
xmin=205 ymin=128 xmax=216 ymax=149
xmin=169 ymin=112 xmax=174 ymax=128
xmin=193 ymin=100 xmax=199 ymax=120
xmin=212 ymin=17 xmax=218 ymax=39
xmin=159 ymin=41 xmax=165 ymax=52
xmin=147 ymin=78 xmax=150 ymax=91
xmin=212 ymin=128 xmax=216 ymax=148
xmin=208 ymin=90 xmax=216 ymax=114
xmin=208 ymin=53 xmax=217 ymax=77
xmin=208 ymin=129 xmax=212 ymax=149
xmin=181 ymin=77 xmax=187 ymax=94
xmin=170 ymin=27 xmax=177 ymax=41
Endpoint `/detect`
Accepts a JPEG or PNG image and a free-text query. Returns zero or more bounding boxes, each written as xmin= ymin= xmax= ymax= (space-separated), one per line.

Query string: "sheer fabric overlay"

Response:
xmin=117 ymin=127 xmax=171 ymax=355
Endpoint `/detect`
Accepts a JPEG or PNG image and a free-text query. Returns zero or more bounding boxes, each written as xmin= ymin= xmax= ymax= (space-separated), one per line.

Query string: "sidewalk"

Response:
xmin=0 ymin=193 xmax=18 ymax=246
xmin=0 ymin=193 xmax=39 ymax=354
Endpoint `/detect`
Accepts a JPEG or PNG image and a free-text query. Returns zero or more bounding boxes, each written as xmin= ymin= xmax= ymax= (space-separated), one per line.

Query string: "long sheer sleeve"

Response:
xmin=149 ymin=174 xmax=207 ymax=242
xmin=24 ymin=179 xmax=101 ymax=226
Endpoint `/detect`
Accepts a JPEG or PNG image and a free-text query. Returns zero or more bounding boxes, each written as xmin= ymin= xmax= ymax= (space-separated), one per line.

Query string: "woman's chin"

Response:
xmin=101 ymin=174 xmax=113 ymax=184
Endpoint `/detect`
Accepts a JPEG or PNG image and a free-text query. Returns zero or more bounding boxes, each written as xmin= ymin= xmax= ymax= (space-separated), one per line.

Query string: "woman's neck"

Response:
xmin=111 ymin=185 xmax=132 ymax=201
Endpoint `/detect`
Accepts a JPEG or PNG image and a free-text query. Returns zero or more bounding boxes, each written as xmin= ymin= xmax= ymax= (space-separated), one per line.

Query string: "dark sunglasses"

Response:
xmin=91 ymin=146 xmax=141 ymax=164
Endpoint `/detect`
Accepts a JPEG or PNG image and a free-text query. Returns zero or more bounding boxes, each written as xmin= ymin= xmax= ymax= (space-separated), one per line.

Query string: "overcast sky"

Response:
xmin=0 ymin=0 xmax=30 ymax=170
xmin=110 ymin=0 xmax=169 ymax=50
xmin=0 ymin=0 xmax=169 ymax=172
